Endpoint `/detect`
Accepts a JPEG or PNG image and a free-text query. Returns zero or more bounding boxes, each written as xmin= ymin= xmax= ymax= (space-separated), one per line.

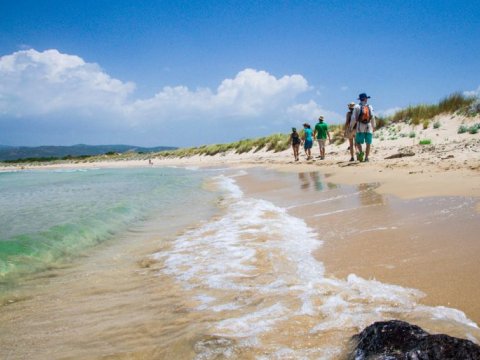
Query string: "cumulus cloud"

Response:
xmin=287 ymin=100 xmax=342 ymax=123
xmin=132 ymin=69 xmax=309 ymax=122
xmin=0 ymin=49 xmax=319 ymax=145
xmin=0 ymin=49 xmax=135 ymax=117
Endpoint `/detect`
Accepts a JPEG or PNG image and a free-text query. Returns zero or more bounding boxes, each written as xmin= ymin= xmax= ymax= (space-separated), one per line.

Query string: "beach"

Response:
xmin=1 ymin=114 xmax=480 ymax=359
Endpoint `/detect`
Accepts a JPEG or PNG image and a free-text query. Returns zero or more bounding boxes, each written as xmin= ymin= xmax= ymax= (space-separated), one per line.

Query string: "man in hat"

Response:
xmin=313 ymin=115 xmax=331 ymax=160
xmin=350 ymin=93 xmax=375 ymax=162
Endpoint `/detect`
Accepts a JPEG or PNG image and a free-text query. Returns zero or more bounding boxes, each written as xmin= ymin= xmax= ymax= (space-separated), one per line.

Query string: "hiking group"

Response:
xmin=289 ymin=92 xmax=375 ymax=162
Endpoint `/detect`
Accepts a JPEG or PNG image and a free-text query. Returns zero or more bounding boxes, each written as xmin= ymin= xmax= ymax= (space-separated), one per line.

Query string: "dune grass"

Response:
xmin=154 ymin=133 xmax=291 ymax=158
xmin=388 ymin=93 xmax=476 ymax=125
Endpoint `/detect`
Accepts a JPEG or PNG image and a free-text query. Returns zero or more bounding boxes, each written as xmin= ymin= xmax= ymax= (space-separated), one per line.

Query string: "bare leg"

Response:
xmin=349 ymin=138 xmax=354 ymax=159
xmin=365 ymin=144 xmax=371 ymax=160
xmin=293 ymin=145 xmax=299 ymax=160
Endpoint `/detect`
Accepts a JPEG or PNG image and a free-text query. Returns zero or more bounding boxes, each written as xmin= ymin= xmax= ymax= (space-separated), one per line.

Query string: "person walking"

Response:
xmin=289 ymin=127 xmax=301 ymax=161
xmin=350 ymin=93 xmax=375 ymax=162
xmin=344 ymin=102 xmax=357 ymax=161
xmin=313 ymin=116 xmax=331 ymax=160
xmin=302 ymin=123 xmax=313 ymax=160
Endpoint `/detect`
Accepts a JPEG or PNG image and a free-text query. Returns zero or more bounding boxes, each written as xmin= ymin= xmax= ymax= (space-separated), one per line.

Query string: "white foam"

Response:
xmin=215 ymin=303 xmax=288 ymax=337
xmin=154 ymin=174 xmax=480 ymax=354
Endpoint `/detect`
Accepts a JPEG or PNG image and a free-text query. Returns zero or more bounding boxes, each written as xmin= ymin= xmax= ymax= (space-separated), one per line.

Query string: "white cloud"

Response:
xmin=464 ymin=86 xmax=480 ymax=97
xmin=0 ymin=49 xmax=323 ymax=145
xmin=377 ymin=107 xmax=402 ymax=117
xmin=340 ymin=86 xmax=349 ymax=91
xmin=287 ymin=100 xmax=342 ymax=124
xmin=131 ymin=68 xmax=309 ymax=122
xmin=0 ymin=49 xmax=135 ymax=117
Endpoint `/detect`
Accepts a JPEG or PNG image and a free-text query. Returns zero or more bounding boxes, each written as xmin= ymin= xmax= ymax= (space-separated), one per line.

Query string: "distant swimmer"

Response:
xmin=302 ymin=123 xmax=313 ymax=160
xmin=289 ymin=127 xmax=301 ymax=161
xmin=350 ymin=93 xmax=375 ymax=162
xmin=313 ymin=115 xmax=331 ymax=160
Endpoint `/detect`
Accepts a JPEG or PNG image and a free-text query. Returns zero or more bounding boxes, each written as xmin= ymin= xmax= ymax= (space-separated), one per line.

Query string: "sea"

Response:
xmin=0 ymin=166 xmax=479 ymax=359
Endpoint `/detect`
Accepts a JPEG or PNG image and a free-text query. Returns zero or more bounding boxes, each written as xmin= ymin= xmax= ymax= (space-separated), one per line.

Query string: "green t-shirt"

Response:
xmin=314 ymin=122 xmax=329 ymax=139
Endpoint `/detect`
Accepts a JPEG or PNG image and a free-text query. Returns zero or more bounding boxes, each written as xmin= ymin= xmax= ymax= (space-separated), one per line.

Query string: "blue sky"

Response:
xmin=1 ymin=0 xmax=479 ymax=147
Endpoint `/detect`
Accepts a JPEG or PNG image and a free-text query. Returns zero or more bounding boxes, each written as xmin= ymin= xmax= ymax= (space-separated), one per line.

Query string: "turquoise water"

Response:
xmin=0 ymin=167 xmax=217 ymax=285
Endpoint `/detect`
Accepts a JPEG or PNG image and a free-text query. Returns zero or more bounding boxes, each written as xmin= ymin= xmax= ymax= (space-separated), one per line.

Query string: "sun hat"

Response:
xmin=348 ymin=102 xmax=355 ymax=108
xmin=318 ymin=115 xmax=324 ymax=121
xmin=358 ymin=93 xmax=371 ymax=100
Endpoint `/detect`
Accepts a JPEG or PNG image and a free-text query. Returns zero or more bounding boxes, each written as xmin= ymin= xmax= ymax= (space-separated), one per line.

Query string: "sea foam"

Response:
xmin=155 ymin=174 xmax=480 ymax=355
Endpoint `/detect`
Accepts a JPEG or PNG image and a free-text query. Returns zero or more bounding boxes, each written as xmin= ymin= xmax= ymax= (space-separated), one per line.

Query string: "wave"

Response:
xmin=0 ymin=203 xmax=139 ymax=283
xmin=154 ymin=174 xmax=479 ymax=358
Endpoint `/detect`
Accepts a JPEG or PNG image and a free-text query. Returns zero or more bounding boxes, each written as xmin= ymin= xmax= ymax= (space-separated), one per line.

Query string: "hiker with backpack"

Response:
xmin=344 ymin=102 xmax=358 ymax=161
xmin=350 ymin=93 xmax=375 ymax=162
xmin=289 ymin=127 xmax=301 ymax=161
xmin=313 ymin=115 xmax=331 ymax=160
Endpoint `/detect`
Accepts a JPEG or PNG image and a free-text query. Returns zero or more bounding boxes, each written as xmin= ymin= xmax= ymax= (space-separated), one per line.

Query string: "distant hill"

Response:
xmin=0 ymin=144 xmax=177 ymax=161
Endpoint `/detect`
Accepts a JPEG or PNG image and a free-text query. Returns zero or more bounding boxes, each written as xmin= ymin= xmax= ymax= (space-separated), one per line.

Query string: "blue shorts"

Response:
xmin=355 ymin=132 xmax=373 ymax=145
xmin=304 ymin=140 xmax=313 ymax=150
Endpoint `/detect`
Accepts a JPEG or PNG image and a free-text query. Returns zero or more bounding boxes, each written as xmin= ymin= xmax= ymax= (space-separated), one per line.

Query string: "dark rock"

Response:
xmin=348 ymin=320 xmax=480 ymax=360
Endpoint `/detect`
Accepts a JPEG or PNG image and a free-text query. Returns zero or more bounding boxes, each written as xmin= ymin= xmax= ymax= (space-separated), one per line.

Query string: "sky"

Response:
xmin=1 ymin=0 xmax=479 ymax=147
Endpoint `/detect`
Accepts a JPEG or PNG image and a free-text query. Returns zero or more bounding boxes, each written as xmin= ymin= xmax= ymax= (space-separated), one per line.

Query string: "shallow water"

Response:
xmin=1 ymin=167 xmax=479 ymax=359
xmin=0 ymin=167 xmax=217 ymax=289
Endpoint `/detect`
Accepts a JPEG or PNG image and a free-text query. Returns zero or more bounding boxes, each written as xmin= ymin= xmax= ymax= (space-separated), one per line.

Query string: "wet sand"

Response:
xmin=0 ymin=206 xmax=218 ymax=359
xmin=236 ymin=167 xmax=480 ymax=325
xmin=1 ymin=166 xmax=479 ymax=359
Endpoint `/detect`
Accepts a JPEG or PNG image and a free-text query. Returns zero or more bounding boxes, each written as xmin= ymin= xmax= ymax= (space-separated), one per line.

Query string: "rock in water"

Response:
xmin=348 ymin=320 xmax=480 ymax=360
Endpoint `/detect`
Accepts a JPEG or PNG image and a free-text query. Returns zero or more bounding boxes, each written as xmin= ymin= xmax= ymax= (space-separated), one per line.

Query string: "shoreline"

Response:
xmin=2 ymin=114 xmax=479 ymax=201
xmin=234 ymin=167 xmax=480 ymax=326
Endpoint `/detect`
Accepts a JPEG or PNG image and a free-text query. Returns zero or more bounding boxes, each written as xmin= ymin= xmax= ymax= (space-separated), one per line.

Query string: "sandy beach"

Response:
xmin=1 ymin=114 xmax=479 ymax=358
xmin=3 ymin=113 xmax=479 ymax=198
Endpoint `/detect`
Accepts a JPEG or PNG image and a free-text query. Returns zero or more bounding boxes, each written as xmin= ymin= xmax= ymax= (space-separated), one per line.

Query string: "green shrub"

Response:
xmin=458 ymin=125 xmax=468 ymax=134
xmin=422 ymin=119 xmax=429 ymax=129
xmin=419 ymin=139 xmax=432 ymax=145
xmin=468 ymin=100 xmax=480 ymax=116
xmin=409 ymin=131 xmax=416 ymax=138
xmin=433 ymin=121 xmax=441 ymax=129
xmin=469 ymin=124 xmax=480 ymax=134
